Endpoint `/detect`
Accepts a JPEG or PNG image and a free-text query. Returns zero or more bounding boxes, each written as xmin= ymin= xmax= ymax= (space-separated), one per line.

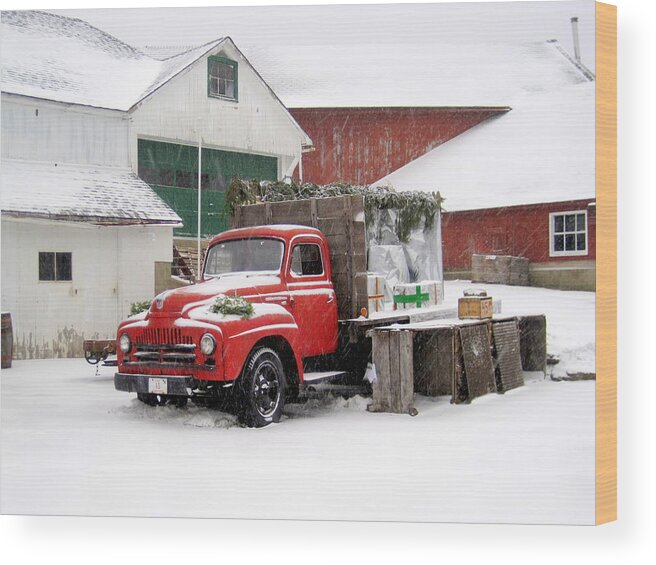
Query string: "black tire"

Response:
xmin=84 ymin=350 xmax=101 ymax=365
xmin=167 ymin=396 xmax=188 ymax=408
xmin=237 ymin=347 xmax=285 ymax=428
xmin=137 ymin=393 xmax=163 ymax=406
xmin=137 ymin=393 xmax=187 ymax=408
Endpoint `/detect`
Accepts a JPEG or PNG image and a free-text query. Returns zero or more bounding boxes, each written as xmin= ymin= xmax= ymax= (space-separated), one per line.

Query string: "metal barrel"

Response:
xmin=1 ymin=312 xmax=13 ymax=369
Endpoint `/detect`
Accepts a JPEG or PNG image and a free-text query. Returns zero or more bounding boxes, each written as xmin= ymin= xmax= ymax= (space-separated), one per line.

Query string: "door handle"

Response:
xmin=265 ymin=296 xmax=289 ymax=305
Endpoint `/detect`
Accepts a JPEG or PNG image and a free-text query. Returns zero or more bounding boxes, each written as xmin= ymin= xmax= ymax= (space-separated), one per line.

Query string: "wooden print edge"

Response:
xmin=595 ymin=1 xmax=617 ymax=525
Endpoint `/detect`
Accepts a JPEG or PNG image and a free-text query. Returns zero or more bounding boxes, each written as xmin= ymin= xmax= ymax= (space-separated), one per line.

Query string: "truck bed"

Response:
xmin=339 ymin=300 xmax=503 ymax=343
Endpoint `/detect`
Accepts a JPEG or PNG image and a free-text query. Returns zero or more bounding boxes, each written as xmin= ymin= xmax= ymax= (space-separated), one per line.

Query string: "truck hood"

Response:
xmin=150 ymin=274 xmax=283 ymax=315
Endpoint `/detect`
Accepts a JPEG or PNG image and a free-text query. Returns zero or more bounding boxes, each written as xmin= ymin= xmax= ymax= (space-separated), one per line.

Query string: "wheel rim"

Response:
xmin=252 ymin=360 xmax=281 ymax=417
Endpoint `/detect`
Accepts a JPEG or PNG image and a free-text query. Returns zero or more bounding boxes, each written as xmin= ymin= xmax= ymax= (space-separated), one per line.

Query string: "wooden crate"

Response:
xmin=413 ymin=326 xmax=456 ymax=397
xmin=471 ymin=254 xmax=529 ymax=286
xmin=517 ymin=315 xmax=547 ymax=372
xmin=370 ymin=314 xmax=545 ymax=409
xmin=491 ymin=320 xmax=524 ymax=393
xmin=370 ymin=329 xmax=416 ymax=415
xmin=455 ymin=323 xmax=496 ymax=403
xmin=458 ymin=296 xmax=493 ymax=319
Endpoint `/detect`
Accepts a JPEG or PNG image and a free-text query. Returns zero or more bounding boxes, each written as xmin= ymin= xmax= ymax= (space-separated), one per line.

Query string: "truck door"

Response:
xmin=286 ymin=239 xmax=338 ymax=358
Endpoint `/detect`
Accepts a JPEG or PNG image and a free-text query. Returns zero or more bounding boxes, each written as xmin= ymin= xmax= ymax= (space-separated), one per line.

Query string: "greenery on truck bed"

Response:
xmin=226 ymin=179 xmax=443 ymax=243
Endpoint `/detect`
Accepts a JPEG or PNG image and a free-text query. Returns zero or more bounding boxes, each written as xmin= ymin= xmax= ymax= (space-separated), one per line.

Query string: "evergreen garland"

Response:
xmin=225 ymin=179 xmax=443 ymax=243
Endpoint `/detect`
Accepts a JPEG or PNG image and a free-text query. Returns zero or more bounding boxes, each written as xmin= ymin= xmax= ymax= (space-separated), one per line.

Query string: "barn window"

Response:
xmin=549 ymin=211 xmax=588 ymax=256
xmin=208 ymin=56 xmax=238 ymax=101
xmin=39 ymin=252 xmax=72 ymax=281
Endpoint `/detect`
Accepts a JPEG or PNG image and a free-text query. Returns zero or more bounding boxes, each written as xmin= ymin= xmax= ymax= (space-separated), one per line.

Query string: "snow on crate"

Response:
xmin=393 ymin=280 xmax=443 ymax=310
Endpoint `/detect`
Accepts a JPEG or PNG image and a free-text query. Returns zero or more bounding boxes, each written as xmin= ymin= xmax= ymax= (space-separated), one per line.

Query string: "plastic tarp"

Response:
xmin=366 ymin=208 xmax=444 ymax=302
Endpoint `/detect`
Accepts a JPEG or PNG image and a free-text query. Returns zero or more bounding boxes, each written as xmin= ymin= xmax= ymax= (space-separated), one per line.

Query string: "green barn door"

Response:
xmin=138 ymin=139 xmax=278 ymax=237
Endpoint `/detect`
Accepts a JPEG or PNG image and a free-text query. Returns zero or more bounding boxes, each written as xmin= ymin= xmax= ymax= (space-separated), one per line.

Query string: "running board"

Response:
xmin=297 ymin=382 xmax=368 ymax=400
xmin=302 ymin=371 xmax=347 ymax=384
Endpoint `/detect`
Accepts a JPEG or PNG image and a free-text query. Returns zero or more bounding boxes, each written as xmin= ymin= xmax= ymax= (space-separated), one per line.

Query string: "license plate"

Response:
xmin=148 ymin=378 xmax=168 ymax=394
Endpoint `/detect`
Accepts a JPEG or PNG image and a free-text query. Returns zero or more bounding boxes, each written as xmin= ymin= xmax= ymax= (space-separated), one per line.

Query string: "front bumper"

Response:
xmin=115 ymin=373 xmax=194 ymax=396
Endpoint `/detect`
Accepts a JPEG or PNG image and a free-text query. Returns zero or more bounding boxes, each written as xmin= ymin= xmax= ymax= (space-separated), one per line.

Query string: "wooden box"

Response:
xmin=458 ymin=296 xmax=493 ymax=319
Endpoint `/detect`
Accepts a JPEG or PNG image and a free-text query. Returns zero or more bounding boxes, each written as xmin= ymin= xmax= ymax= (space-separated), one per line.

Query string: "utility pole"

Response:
xmin=197 ymin=121 xmax=202 ymax=280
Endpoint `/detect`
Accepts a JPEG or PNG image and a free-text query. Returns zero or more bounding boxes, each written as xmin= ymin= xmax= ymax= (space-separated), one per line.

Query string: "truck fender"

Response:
xmin=186 ymin=302 xmax=303 ymax=383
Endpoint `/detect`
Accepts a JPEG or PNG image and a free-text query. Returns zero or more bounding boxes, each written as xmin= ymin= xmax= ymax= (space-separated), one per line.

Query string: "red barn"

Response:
xmin=250 ymin=39 xmax=596 ymax=291
xmin=289 ymin=107 xmax=508 ymax=185
xmin=377 ymin=80 xmax=596 ymax=291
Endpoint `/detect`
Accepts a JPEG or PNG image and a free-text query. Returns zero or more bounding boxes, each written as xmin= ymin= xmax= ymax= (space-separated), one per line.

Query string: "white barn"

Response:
xmin=0 ymin=10 xmax=311 ymax=359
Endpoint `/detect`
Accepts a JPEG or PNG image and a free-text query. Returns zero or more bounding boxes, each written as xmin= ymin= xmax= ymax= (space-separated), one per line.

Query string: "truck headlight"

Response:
xmin=200 ymin=333 xmax=216 ymax=356
xmin=119 ymin=333 xmax=132 ymax=353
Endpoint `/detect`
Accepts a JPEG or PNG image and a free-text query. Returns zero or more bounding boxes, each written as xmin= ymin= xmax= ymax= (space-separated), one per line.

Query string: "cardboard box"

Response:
xmin=367 ymin=273 xmax=386 ymax=313
xmin=393 ymin=281 xmax=443 ymax=310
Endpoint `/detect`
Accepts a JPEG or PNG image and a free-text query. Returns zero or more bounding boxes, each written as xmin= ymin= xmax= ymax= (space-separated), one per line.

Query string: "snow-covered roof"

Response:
xmin=1 ymin=159 xmax=182 ymax=225
xmin=0 ymin=10 xmax=225 ymax=111
xmin=374 ymin=81 xmax=595 ymax=212
xmin=241 ymin=40 xmax=592 ymax=108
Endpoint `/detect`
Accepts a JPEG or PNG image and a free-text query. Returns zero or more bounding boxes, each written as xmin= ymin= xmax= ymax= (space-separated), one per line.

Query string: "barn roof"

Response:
xmin=0 ymin=10 xmax=225 ymax=111
xmin=0 ymin=159 xmax=182 ymax=225
xmin=374 ymin=81 xmax=595 ymax=211
xmin=242 ymin=39 xmax=593 ymax=108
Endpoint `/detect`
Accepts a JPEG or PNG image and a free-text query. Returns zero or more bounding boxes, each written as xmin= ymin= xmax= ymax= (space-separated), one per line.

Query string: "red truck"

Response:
xmin=115 ymin=224 xmax=344 ymax=427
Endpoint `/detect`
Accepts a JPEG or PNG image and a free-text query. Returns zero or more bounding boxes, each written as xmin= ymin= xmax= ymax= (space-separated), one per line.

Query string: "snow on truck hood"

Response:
xmin=150 ymin=274 xmax=283 ymax=315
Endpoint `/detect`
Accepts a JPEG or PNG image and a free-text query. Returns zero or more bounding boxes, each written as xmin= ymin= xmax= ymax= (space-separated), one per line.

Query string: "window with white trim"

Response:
xmin=549 ymin=211 xmax=588 ymax=256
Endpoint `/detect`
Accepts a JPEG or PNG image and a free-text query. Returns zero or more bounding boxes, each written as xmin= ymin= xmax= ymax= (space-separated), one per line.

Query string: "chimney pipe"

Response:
xmin=571 ymin=17 xmax=581 ymax=63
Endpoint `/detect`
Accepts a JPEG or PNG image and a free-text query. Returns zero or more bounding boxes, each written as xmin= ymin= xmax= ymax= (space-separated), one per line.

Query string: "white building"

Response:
xmin=0 ymin=10 xmax=311 ymax=359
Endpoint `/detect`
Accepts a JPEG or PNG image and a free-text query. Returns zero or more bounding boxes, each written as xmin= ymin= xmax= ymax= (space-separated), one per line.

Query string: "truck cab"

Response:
xmin=114 ymin=225 xmax=338 ymax=427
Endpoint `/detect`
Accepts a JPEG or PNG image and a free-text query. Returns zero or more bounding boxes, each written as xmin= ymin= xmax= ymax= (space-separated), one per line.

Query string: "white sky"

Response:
xmin=55 ymin=1 xmax=596 ymax=72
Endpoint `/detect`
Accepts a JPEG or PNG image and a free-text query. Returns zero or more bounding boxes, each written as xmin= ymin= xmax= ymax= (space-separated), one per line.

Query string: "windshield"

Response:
xmin=204 ymin=238 xmax=285 ymax=277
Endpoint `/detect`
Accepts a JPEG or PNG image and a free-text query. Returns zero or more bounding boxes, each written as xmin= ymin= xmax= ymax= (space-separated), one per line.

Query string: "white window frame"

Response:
xmin=549 ymin=210 xmax=588 ymax=257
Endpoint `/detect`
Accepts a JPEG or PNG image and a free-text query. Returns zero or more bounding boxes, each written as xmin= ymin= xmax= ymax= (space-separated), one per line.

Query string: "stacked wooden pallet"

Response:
xmin=172 ymin=240 xmax=211 ymax=282
xmin=471 ymin=254 xmax=529 ymax=286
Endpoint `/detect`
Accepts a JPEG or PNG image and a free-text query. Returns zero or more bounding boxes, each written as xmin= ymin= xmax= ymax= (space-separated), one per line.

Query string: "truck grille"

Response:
xmin=136 ymin=328 xmax=193 ymax=347
xmin=129 ymin=329 xmax=197 ymax=366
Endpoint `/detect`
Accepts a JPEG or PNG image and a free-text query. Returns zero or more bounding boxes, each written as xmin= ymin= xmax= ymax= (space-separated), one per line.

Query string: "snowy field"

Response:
xmin=0 ymin=281 xmax=595 ymax=524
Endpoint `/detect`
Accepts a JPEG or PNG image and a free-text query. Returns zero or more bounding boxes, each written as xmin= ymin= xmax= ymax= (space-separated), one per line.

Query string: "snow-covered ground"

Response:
xmin=0 ymin=282 xmax=595 ymax=524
